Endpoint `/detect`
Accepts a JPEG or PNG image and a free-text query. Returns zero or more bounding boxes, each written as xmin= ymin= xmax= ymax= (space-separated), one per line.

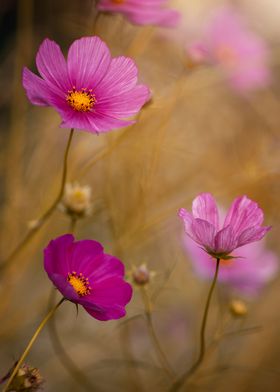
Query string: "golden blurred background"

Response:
xmin=0 ymin=0 xmax=280 ymax=391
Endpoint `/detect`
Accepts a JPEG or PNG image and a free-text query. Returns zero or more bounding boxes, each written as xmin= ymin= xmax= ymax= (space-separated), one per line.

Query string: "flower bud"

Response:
xmin=61 ymin=183 xmax=92 ymax=217
xmin=229 ymin=299 xmax=248 ymax=317
xmin=132 ymin=264 xmax=151 ymax=286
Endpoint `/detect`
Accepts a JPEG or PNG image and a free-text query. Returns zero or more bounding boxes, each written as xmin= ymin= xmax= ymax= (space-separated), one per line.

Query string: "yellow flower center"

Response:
xmin=67 ymin=271 xmax=91 ymax=296
xmin=66 ymin=87 xmax=96 ymax=112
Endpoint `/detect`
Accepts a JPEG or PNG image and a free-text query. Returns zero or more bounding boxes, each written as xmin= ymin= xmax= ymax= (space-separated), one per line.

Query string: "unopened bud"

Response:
xmin=229 ymin=299 xmax=248 ymax=317
xmin=61 ymin=183 xmax=92 ymax=217
xmin=132 ymin=264 xmax=151 ymax=286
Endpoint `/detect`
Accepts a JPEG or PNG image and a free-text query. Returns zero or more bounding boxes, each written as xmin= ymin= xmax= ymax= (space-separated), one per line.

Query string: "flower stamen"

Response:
xmin=67 ymin=271 xmax=91 ymax=296
xmin=66 ymin=87 xmax=96 ymax=112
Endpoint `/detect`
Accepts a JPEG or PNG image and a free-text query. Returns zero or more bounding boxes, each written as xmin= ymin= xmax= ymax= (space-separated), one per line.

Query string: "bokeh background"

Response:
xmin=1 ymin=0 xmax=280 ymax=391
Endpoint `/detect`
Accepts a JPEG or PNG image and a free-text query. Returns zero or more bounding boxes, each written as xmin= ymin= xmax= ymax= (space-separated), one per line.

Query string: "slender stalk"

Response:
xmin=47 ymin=295 xmax=95 ymax=391
xmin=169 ymin=258 xmax=220 ymax=392
xmin=2 ymin=298 xmax=65 ymax=392
xmin=69 ymin=215 xmax=78 ymax=234
xmin=0 ymin=129 xmax=74 ymax=271
xmin=140 ymin=287 xmax=175 ymax=380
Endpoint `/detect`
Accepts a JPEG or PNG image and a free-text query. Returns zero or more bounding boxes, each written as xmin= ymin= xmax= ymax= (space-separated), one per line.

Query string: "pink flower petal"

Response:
xmin=60 ymin=110 xmax=134 ymax=133
xmin=214 ymin=225 xmax=237 ymax=254
xmin=98 ymin=0 xmax=180 ymax=27
xmin=223 ymin=196 xmax=264 ymax=237
xmin=67 ymin=36 xmax=111 ymax=89
xmin=44 ymin=234 xmax=74 ymax=276
xmin=84 ymin=304 xmax=127 ymax=321
xmin=178 ymin=208 xmax=195 ymax=239
xmin=237 ymin=225 xmax=271 ymax=248
xmin=36 ymin=38 xmax=70 ymax=91
xmin=96 ymin=84 xmax=150 ymax=117
xmin=22 ymin=67 xmax=52 ymax=106
xmin=95 ymin=56 xmax=139 ymax=97
xmin=191 ymin=218 xmax=216 ymax=250
xmin=192 ymin=193 xmax=219 ymax=229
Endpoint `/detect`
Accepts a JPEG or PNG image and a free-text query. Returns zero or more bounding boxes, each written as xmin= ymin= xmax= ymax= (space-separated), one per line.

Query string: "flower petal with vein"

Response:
xmin=97 ymin=0 xmax=180 ymax=27
xmin=23 ymin=37 xmax=150 ymax=133
xmin=179 ymin=193 xmax=271 ymax=259
xmin=44 ymin=234 xmax=133 ymax=320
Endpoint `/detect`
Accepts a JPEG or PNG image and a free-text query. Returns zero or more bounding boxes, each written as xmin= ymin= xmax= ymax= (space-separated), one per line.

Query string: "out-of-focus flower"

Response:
xmin=23 ymin=37 xmax=150 ymax=133
xmin=186 ymin=6 xmax=271 ymax=93
xmin=44 ymin=234 xmax=133 ymax=320
xmin=179 ymin=193 xmax=271 ymax=260
xmin=61 ymin=183 xmax=92 ymax=218
xmin=131 ymin=263 xmax=155 ymax=286
xmin=229 ymin=299 xmax=248 ymax=316
xmin=183 ymin=234 xmax=278 ymax=296
xmin=97 ymin=0 xmax=180 ymax=27
xmin=0 ymin=363 xmax=43 ymax=391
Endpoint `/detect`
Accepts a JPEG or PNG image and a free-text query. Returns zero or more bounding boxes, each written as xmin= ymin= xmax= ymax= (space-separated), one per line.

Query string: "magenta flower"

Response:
xmin=97 ymin=0 xmax=180 ymax=28
xmin=22 ymin=37 xmax=150 ymax=133
xmin=183 ymin=233 xmax=278 ymax=297
xmin=179 ymin=193 xmax=271 ymax=260
xmin=44 ymin=234 xmax=133 ymax=320
xmin=187 ymin=6 xmax=271 ymax=93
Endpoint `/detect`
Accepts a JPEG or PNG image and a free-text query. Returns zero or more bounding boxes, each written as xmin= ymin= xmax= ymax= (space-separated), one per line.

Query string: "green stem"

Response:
xmin=2 ymin=298 xmax=65 ymax=392
xmin=169 ymin=258 xmax=220 ymax=391
xmin=0 ymin=129 xmax=74 ymax=271
xmin=141 ymin=287 xmax=175 ymax=380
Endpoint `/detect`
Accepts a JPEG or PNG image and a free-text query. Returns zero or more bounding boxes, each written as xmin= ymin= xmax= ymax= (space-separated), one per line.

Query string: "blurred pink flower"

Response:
xmin=23 ymin=37 xmax=150 ymax=133
xmin=187 ymin=6 xmax=271 ymax=93
xmin=97 ymin=0 xmax=180 ymax=27
xmin=179 ymin=193 xmax=271 ymax=259
xmin=44 ymin=234 xmax=133 ymax=320
xmin=183 ymin=232 xmax=278 ymax=297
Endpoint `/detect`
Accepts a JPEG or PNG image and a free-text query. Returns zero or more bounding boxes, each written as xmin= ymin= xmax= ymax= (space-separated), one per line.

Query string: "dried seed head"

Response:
xmin=1 ymin=363 xmax=44 ymax=391
xmin=61 ymin=182 xmax=92 ymax=217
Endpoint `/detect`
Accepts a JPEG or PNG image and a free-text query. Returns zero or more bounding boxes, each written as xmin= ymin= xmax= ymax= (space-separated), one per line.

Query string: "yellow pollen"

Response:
xmin=67 ymin=271 xmax=91 ymax=296
xmin=66 ymin=87 xmax=96 ymax=112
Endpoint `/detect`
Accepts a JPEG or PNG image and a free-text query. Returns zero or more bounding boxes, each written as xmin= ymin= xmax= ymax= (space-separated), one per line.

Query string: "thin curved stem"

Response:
xmin=0 ymin=128 xmax=74 ymax=271
xmin=169 ymin=258 xmax=220 ymax=392
xmin=2 ymin=298 xmax=65 ymax=392
xmin=140 ymin=287 xmax=175 ymax=380
xmin=47 ymin=291 xmax=95 ymax=391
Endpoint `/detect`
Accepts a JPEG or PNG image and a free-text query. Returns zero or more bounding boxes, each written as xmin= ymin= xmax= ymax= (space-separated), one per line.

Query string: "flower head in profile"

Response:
xmin=97 ymin=0 xmax=180 ymax=28
xmin=44 ymin=234 xmax=133 ymax=320
xmin=183 ymin=234 xmax=278 ymax=297
xmin=187 ymin=6 xmax=271 ymax=93
xmin=179 ymin=193 xmax=271 ymax=260
xmin=23 ymin=37 xmax=150 ymax=133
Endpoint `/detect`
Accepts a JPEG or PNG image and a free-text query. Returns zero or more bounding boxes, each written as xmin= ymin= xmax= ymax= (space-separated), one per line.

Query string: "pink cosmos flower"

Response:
xmin=183 ymin=233 xmax=278 ymax=297
xmin=44 ymin=234 xmax=133 ymax=320
xmin=22 ymin=37 xmax=150 ymax=133
xmin=179 ymin=193 xmax=271 ymax=260
xmin=97 ymin=0 xmax=180 ymax=28
xmin=187 ymin=6 xmax=271 ymax=93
